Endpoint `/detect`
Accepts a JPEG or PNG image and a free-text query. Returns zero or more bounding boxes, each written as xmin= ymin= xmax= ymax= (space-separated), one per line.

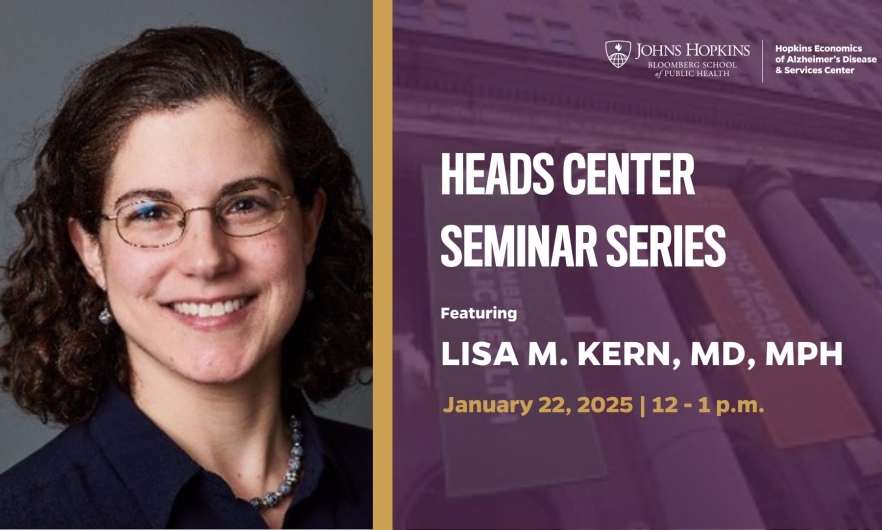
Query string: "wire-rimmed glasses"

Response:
xmin=101 ymin=183 xmax=293 ymax=248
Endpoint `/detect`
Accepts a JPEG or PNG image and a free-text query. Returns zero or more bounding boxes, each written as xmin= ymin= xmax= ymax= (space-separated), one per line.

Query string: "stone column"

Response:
xmin=569 ymin=174 xmax=763 ymax=528
xmin=741 ymin=165 xmax=882 ymax=427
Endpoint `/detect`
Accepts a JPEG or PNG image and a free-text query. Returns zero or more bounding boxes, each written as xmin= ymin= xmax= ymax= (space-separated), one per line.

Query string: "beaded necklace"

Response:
xmin=248 ymin=415 xmax=304 ymax=510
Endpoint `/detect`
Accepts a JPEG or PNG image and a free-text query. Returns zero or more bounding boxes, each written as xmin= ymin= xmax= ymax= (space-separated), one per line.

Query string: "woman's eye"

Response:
xmin=227 ymin=196 xmax=271 ymax=215
xmin=126 ymin=203 xmax=172 ymax=223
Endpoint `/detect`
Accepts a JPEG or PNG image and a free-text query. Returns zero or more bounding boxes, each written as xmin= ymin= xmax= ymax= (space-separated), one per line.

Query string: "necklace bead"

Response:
xmin=248 ymin=414 xmax=303 ymax=511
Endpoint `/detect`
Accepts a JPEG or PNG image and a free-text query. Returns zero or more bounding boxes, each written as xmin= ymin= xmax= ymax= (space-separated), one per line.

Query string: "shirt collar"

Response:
xmin=87 ymin=386 xmax=352 ymax=527
xmin=87 ymin=386 xmax=201 ymax=529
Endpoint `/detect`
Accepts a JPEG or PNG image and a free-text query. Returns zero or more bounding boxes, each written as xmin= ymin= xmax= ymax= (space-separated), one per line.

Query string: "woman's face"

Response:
xmin=70 ymin=98 xmax=324 ymax=388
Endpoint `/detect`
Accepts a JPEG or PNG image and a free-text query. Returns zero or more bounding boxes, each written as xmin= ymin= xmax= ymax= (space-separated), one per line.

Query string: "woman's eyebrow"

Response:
xmin=112 ymin=177 xmax=284 ymax=209
xmin=113 ymin=189 xmax=174 ymax=209
xmin=219 ymin=176 xmax=284 ymax=196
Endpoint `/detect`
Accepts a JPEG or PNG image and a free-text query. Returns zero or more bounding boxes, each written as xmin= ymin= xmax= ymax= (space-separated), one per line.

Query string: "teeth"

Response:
xmin=172 ymin=298 xmax=246 ymax=317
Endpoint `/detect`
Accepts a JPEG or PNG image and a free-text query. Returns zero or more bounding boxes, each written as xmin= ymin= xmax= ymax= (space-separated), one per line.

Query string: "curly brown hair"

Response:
xmin=0 ymin=26 xmax=372 ymax=425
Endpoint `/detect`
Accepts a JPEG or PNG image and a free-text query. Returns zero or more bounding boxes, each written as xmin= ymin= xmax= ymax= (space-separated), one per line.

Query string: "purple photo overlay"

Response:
xmin=393 ymin=1 xmax=882 ymax=528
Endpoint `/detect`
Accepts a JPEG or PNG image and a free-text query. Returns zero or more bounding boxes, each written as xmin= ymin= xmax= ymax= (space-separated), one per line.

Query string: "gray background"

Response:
xmin=0 ymin=0 xmax=373 ymax=474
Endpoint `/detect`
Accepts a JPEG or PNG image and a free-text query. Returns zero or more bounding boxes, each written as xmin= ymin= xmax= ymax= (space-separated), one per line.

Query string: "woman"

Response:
xmin=0 ymin=27 xmax=372 ymax=528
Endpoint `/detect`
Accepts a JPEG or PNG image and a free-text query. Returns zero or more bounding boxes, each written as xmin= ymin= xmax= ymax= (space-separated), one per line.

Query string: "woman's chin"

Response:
xmin=183 ymin=368 xmax=249 ymax=385
xmin=126 ymin=335 xmax=281 ymax=389
xmin=180 ymin=356 xmax=261 ymax=385
xmin=155 ymin=346 xmax=269 ymax=386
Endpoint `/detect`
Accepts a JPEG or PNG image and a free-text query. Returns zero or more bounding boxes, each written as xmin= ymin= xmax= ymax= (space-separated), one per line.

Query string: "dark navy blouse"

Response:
xmin=0 ymin=386 xmax=371 ymax=528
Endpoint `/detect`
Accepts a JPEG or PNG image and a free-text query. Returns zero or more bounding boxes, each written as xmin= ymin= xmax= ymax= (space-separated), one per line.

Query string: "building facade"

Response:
xmin=393 ymin=1 xmax=882 ymax=528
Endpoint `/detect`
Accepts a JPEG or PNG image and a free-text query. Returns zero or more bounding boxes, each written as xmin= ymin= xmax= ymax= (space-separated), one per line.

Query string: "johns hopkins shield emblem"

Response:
xmin=605 ymin=40 xmax=631 ymax=68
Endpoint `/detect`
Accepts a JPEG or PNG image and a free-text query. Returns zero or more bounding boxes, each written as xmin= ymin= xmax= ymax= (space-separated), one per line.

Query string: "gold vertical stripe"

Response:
xmin=373 ymin=0 xmax=393 ymax=528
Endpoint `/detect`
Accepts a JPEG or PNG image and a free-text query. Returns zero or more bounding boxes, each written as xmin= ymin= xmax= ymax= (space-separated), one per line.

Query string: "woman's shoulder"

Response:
xmin=0 ymin=425 xmax=91 ymax=491
xmin=0 ymin=426 xmax=96 ymax=526
xmin=0 ymin=424 xmax=132 ymax=528
xmin=314 ymin=416 xmax=372 ymax=448
xmin=314 ymin=416 xmax=372 ymax=465
xmin=313 ymin=416 xmax=372 ymax=499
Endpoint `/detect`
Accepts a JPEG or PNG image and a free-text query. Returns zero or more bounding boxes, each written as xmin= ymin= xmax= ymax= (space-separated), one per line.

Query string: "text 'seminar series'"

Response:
xmin=439 ymin=152 xmax=725 ymax=268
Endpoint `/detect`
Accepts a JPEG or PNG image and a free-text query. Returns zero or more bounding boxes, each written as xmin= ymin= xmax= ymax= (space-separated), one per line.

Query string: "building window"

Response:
xmin=765 ymin=5 xmax=787 ymax=25
xmin=639 ymin=36 xmax=662 ymax=49
xmin=605 ymin=30 xmax=630 ymax=42
xmin=692 ymin=13 xmax=719 ymax=37
xmin=733 ymin=22 xmax=760 ymax=45
xmin=546 ymin=21 xmax=578 ymax=53
xmin=663 ymin=6 xmax=694 ymax=32
xmin=811 ymin=14 xmax=844 ymax=38
xmin=839 ymin=79 xmax=873 ymax=107
xmin=857 ymin=81 xmax=882 ymax=107
xmin=833 ymin=21 xmax=857 ymax=39
xmin=734 ymin=70 xmax=753 ymax=86
xmin=779 ymin=73 xmax=808 ymax=96
xmin=766 ymin=4 xmax=812 ymax=29
xmin=588 ymin=0 xmax=616 ymax=17
xmin=805 ymin=76 xmax=833 ymax=99
xmin=865 ymin=7 xmax=882 ymax=25
xmin=394 ymin=0 xmax=424 ymax=29
xmin=507 ymin=14 xmax=539 ymax=47
xmin=864 ymin=30 xmax=882 ymax=50
xmin=765 ymin=4 xmax=785 ymax=23
xmin=757 ymin=27 xmax=775 ymax=42
xmin=437 ymin=2 xmax=468 ymax=36
xmin=783 ymin=73 xmax=831 ymax=100
xmin=793 ymin=0 xmax=818 ymax=9
xmin=828 ymin=0 xmax=859 ymax=17
xmin=620 ymin=0 xmax=643 ymax=21
xmin=713 ymin=0 xmax=753 ymax=14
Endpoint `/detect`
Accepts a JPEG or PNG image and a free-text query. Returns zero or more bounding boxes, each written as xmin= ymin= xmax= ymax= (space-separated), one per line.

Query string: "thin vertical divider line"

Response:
xmin=640 ymin=395 xmax=645 ymax=418
xmin=373 ymin=0 xmax=393 ymax=529
xmin=762 ymin=40 xmax=764 ymax=82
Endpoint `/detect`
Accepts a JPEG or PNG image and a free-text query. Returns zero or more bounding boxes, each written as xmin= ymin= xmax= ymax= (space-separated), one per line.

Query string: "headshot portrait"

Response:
xmin=0 ymin=2 xmax=372 ymax=528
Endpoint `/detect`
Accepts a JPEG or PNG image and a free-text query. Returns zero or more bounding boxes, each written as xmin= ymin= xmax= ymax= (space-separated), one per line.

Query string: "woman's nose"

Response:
xmin=174 ymin=209 xmax=238 ymax=279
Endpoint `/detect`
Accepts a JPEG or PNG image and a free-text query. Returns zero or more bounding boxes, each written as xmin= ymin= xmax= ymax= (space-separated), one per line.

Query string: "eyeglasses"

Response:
xmin=101 ymin=184 xmax=293 ymax=248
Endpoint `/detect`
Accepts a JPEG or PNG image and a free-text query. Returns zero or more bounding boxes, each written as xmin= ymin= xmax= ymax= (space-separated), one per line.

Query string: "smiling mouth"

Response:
xmin=170 ymin=297 xmax=253 ymax=317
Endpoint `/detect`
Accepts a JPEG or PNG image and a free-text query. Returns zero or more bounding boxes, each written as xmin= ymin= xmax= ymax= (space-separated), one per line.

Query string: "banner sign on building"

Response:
xmin=422 ymin=166 xmax=606 ymax=496
xmin=658 ymin=187 xmax=871 ymax=448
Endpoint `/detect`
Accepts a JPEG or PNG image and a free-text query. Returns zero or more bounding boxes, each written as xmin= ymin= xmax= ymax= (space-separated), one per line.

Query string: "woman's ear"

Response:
xmin=67 ymin=218 xmax=107 ymax=290
xmin=303 ymin=188 xmax=326 ymax=266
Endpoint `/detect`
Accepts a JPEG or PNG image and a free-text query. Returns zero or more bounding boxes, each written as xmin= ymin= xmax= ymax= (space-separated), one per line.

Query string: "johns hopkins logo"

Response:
xmin=605 ymin=40 xmax=631 ymax=68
